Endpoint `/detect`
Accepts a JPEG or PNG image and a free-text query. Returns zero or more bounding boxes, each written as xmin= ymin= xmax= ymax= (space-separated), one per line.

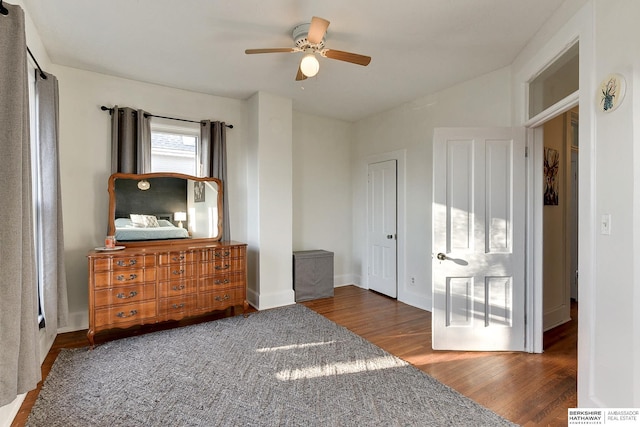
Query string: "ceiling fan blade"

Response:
xmin=245 ymin=48 xmax=296 ymax=54
xmin=296 ymin=66 xmax=308 ymax=81
xmin=307 ymin=16 xmax=330 ymax=44
xmin=324 ymin=49 xmax=371 ymax=66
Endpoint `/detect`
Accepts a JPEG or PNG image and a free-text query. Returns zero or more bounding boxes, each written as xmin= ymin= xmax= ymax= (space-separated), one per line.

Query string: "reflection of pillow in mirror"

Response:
xmin=130 ymin=214 xmax=159 ymax=228
xmin=115 ymin=218 xmax=133 ymax=227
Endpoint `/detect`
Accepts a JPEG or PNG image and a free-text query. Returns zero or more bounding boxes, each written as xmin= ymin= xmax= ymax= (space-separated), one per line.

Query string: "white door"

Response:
xmin=367 ymin=160 xmax=397 ymax=298
xmin=432 ymin=128 xmax=526 ymax=351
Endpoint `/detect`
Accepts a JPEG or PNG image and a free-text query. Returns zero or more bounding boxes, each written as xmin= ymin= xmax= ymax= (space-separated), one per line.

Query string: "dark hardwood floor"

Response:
xmin=303 ymin=286 xmax=577 ymax=427
xmin=12 ymin=285 xmax=576 ymax=426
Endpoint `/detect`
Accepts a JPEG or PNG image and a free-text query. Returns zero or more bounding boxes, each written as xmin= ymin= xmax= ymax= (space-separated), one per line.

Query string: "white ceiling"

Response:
xmin=23 ymin=0 xmax=570 ymax=122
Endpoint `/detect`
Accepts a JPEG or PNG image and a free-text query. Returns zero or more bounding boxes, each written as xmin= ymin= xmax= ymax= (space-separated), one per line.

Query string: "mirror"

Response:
xmin=107 ymin=172 xmax=223 ymax=243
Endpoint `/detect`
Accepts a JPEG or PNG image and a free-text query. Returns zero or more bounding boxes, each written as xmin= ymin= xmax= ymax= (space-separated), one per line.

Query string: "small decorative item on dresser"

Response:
xmin=105 ymin=235 xmax=116 ymax=248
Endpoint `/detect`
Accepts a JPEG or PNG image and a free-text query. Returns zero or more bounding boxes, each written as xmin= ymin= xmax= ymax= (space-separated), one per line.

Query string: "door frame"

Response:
xmin=525 ymin=93 xmax=579 ymax=353
xmin=364 ymin=150 xmax=406 ymax=300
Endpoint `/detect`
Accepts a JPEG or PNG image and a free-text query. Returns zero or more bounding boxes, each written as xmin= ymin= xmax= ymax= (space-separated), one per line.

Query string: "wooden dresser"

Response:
xmin=87 ymin=241 xmax=248 ymax=347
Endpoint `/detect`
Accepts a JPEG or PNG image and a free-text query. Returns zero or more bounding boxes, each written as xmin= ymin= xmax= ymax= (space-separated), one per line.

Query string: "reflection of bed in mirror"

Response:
xmin=114 ymin=217 xmax=190 ymax=241
xmin=108 ymin=172 xmax=223 ymax=243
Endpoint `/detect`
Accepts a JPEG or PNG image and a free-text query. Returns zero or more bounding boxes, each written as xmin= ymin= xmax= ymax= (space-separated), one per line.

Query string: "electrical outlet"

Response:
xmin=410 ymin=277 xmax=416 ymax=285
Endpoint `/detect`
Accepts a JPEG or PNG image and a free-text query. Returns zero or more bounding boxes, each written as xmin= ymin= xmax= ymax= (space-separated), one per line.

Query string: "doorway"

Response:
xmin=542 ymin=108 xmax=579 ymax=335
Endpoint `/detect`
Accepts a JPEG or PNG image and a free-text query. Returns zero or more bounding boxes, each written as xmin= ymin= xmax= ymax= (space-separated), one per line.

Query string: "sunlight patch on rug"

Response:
xmin=276 ymin=355 xmax=408 ymax=380
xmin=256 ymin=340 xmax=336 ymax=353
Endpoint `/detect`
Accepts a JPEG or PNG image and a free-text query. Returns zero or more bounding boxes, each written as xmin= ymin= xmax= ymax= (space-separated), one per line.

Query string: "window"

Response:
xmin=528 ymin=42 xmax=579 ymax=119
xmin=150 ymin=122 xmax=199 ymax=175
xmin=28 ymin=65 xmax=45 ymax=328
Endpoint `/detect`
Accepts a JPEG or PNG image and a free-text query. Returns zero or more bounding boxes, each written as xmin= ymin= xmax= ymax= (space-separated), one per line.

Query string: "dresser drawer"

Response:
xmin=94 ymin=301 xmax=157 ymax=327
xmin=92 ymin=255 xmax=156 ymax=272
xmin=94 ymin=283 xmax=156 ymax=308
xmin=93 ymin=268 xmax=156 ymax=288
xmin=158 ymin=251 xmax=195 ymax=265
xmin=199 ymin=246 xmax=244 ymax=262
xmin=159 ymin=295 xmax=197 ymax=320
xmin=197 ymin=288 xmax=243 ymax=311
xmin=199 ymin=257 xmax=246 ymax=277
xmin=157 ymin=263 xmax=196 ymax=281
xmin=158 ymin=279 xmax=196 ymax=298
xmin=199 ymin=273 xmax=245 ymax=292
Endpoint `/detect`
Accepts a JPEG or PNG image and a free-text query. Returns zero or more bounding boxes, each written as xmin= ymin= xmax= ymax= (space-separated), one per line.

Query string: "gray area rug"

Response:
xmin=27 ymin=304 xmax=517 ymax=426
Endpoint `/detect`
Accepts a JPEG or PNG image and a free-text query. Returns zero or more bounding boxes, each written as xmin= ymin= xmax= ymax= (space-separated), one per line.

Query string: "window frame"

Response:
xmin=149 ymin=119 xmax=200 ymax=176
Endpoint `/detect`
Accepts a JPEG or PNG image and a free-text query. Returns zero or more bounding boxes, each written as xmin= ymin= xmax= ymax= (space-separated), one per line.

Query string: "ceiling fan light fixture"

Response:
xmin=300 ymin=53 xmax=319 ymax=77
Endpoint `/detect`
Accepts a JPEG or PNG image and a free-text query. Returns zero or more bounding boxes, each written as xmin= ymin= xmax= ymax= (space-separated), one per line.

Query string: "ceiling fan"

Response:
xmin=245 ymin=16 xmax=371 ymax=81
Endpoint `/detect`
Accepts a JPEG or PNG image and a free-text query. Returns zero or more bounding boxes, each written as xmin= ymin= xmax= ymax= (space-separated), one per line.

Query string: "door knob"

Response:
xmin=436 ymin=253 xmax=447 ymax=261
xmin=387 ymin=234 xmax=394 ymax=239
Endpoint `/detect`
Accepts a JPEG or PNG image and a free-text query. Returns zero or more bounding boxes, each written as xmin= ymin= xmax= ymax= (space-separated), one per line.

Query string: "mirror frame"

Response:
xmin=107 ymin=172 xmax=224 ymax=246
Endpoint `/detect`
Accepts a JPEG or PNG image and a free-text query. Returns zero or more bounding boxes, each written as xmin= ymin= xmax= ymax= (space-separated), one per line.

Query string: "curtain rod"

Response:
xmin=1 ymin=3 xmax=48 ymax=79
xmin=27 ymin=47 xmax=47 ymax=79
xmin=100 ymin=106 xmax=233 ymax=129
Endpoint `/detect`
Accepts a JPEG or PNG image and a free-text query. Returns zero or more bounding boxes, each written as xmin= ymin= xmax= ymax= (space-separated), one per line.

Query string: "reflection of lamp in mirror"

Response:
xmin=137 ymin=180 xmax=150 ymax=190
xmin=174 ymin=211 xmax=187 ymax=228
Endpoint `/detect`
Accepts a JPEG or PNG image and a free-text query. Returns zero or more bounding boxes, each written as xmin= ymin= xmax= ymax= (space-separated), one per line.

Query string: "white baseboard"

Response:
xmin=0 ymin=394 xmax=25 ymax=427
xmin=246 ymin=287 xmax=259 ymax=309
xmin=543 ymin=314 xmax=572 ymax=332
xmin=252 ymin=288 xmax=296 ymax=310
xmin=57 ymin=309 xmax=88 ymax=334
xmin=334 ymin=274 xmax=358 ymax=287
xmin=0 ymin=325 xmax=59 ymax=426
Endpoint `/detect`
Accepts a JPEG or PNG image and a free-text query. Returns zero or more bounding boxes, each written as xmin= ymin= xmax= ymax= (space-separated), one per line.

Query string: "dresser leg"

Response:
xmin=87 ymin=329 xmax=95 ymax=350
xmin=243 ymin=300 xmax=249 ymax=318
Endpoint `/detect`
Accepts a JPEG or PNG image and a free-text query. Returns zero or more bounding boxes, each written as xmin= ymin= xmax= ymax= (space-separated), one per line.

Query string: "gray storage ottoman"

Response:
xmin=293 ymin=250 xmax=334 ymax=302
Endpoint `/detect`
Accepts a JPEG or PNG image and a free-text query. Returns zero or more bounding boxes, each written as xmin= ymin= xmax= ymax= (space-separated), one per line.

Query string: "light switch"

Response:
xmin=600 ymin=214 xmax=611 ymax=235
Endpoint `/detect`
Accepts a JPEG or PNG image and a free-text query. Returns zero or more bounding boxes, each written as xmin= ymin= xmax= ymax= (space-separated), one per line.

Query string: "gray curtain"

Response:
xmin=0 ymin=3 xmax=42 ymax=406
xmin=110 ymin=106 xmax=151 ymax=173
xmin=200 ymin=121 xmax=230 ymax=241
xmin=35 ymin=71 xmax=69 ymax=346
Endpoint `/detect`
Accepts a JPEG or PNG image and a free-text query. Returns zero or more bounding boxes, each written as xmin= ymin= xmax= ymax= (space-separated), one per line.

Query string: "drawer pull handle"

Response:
xmin=215 ymin=294 xmax=230 ymax=302
xmin=215 ymin=264 xmax=230 ymax=271
xmin=116 ymin=273 xmax=138 ymax=281
xmin=172 ymin=269 xmax=185 ymax=275
xmin=116 ymin=291 xmax=138 ymax=299
xmin=171 ymin=255 xmax=185 ymax=262
xmin=116 ymin=259 xmax=137 ymax=267
xmin=116 ymin=310 xmax=138 ymax=318
xmin=171 ymin=303 xmax=185 ymax=309
xmin=214 ymin=278 xmax=230 ymax=285
xmin=172 ymin=284 xmax=186 ymax=291
xmin=215 ymin=251 xmax=231 ymax=258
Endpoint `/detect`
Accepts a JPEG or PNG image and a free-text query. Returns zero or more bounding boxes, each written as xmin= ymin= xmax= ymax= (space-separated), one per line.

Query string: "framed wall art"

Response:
xmin=544 ymin=147 xmax=559 ymax=206
xmin=598 ymin=73 xmax=626 ymax=112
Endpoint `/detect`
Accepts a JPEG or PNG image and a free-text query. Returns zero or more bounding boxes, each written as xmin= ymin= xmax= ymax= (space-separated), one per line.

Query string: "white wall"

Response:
xmin=590 ymin=0 xmax=639 ymax=407
xmin=51 ymin=65 xmax=249 ymax=328
xmin=292 ymin=111 xmax=353 ymax=285
xmin=246 ymin=92 xmax=295 ymax=309
xmin=512 ymin=0 xmax=640 ymax=407
xmin=352 ymin=67 xmax=512 ymax=310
